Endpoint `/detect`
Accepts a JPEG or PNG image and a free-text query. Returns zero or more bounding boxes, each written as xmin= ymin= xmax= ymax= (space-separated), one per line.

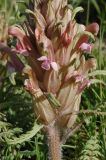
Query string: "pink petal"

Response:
xmin=8 ymin=26 xmax=33 ymax=51
xmin=74 ymin=75 xmax=84 ymax=83
xmin=86 ymin=23 xmax=99 ymax=36
xmin=41 ymin=61 xmax=51 ymax=70
xmin=79 ymin=43 xmax=92 ymax=53
xmin=37 ymin=56 xmax=48 ymax=61
xmin=50 ymin=62 xmax=58 ymax=71
xmin=19 ymin=50 xmax=29 ymax=56
xmin=71 ymin=71 xmax=84 ymax=83
xmin=16 ymin=41 xmax=29 ymax=56
xmin=77 ymin=79 xmax=91 ymax=94
xmin=16 ymin=41 xmax=23 ymax=50
xmin=74 ymin=23 xmax=99 ymax=51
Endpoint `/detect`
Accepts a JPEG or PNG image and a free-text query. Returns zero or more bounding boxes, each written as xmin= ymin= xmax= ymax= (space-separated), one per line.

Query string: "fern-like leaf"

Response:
xmin=6 ymin=122 xmax=43 ymax=145
xmin=79 ymin=134 xmax=103 ymax=160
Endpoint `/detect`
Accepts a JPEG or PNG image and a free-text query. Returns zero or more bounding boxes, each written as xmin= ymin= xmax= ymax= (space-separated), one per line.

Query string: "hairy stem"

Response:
xmin=46 ymin=126 xmax=62 ymax=160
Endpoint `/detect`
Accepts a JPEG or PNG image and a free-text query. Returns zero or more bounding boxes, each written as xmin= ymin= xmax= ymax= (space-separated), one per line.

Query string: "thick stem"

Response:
xmin=47 ymin=126 xmax=62 ymax=160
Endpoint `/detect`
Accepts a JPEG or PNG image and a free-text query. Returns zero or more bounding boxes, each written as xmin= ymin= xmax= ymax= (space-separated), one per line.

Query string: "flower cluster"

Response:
xmin=3 ymin=0 xmax=99 ymax=130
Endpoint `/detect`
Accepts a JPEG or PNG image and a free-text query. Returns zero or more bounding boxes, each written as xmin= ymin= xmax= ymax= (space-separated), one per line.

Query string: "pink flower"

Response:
xmin=37 ymin=56 xmax=58 ymax=71
xmin=71 ymin=71 xmax=84 ymax=83
xmin=79 ymin=43 xmax=92 ymax=53
xmin=16 ymin=41 xmax=29 ymax=56
xmin=71 ymin=71 xmax=91 ymax=93
xmin=74 ymin=75 xmax=84 ymax=83
xmin=77 ymin=79 xmax=91 ymax=94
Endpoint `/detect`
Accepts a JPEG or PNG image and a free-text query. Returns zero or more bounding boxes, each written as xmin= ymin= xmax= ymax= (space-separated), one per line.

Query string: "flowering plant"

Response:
xmin=0 ymin=0 xmax=101 ymax=159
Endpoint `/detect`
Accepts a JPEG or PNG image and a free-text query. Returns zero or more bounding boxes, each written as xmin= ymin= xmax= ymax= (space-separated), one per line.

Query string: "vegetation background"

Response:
xmin=0 ymin=0 xmax=106 ymax=159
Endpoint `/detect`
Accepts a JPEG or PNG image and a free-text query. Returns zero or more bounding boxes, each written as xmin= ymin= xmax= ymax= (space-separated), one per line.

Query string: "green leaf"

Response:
xmin=9 ymin=72 xmax=16 ymax=85
xmin=6 ymin=122 xmax=43 ymax=145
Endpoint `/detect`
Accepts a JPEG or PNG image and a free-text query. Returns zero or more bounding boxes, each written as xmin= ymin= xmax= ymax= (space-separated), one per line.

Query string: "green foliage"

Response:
xmin=79 ymin=134 xmax=103 ymax=160
xmin=0 ymin=81 xmax=46 ymax=159
xmin=6 ymin=122 xmax=43 ymax=145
